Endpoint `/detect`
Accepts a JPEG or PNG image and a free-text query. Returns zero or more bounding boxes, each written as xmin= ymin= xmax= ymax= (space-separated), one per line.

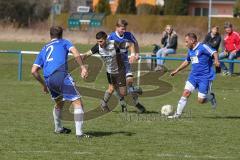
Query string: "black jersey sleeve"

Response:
xmin=90 ymin=44 xmax=99 ymax=54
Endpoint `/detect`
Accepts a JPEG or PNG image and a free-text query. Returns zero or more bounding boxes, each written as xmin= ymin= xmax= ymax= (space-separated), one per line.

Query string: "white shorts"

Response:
xmin=184 ymin=80 xmax=212 ymax=99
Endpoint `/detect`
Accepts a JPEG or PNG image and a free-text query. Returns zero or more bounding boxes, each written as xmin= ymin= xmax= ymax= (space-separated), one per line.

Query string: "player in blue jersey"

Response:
xmin=31 ymin=26 xmax=90 ymax=139
xmin=168 ymin=33 xmax=220 ymax=118
xmin=108 ymin=19 xmax=146 ymax=113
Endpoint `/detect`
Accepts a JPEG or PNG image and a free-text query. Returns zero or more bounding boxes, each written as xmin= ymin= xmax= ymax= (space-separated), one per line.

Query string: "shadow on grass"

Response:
xmin=85 ymin=131 xmax=136 ymax=137
xmin=112 ymin=110 xmax=160 ymax=114
xmin=203 ymin=115 xmax=240 ymax=119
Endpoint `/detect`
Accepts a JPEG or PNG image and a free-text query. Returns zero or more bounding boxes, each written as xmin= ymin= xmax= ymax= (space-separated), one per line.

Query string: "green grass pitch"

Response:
xmin=0 ymin=41 xmax=240 ymax=160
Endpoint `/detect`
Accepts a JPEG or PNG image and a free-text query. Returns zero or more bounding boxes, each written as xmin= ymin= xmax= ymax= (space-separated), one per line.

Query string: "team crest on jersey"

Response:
xmin=191 ymin=56 xmax=199 ymax=64
xmin=195 ymin=50 xmax=199 ymax=56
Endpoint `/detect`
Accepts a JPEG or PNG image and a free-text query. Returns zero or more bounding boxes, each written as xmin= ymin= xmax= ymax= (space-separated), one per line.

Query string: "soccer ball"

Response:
xmin=161 ymin=104 xmax=174 ymax=116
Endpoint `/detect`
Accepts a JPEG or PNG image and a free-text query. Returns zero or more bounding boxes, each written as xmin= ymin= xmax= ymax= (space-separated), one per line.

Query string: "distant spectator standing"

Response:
xmin=219 ymin=22 xmax=240 ymax=76
xmin=155 ymin=25 xmax=178 ymax=71
xmin=203 ymin=26 xmax=222 ymax=73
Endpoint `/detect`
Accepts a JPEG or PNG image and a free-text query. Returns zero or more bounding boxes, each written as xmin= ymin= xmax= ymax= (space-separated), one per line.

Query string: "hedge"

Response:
xmin=104 ymin=14 xmax=240 ymax=34
xmin=56 ymin=14 xmax=240 ymax=40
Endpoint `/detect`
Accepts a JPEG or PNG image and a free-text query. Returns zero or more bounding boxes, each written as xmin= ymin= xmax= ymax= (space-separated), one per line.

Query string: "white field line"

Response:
xmin=9 ymin=150 xmax=93 ymax=155
xmin=7 ymin=151 xmax=237 ymax=159
xmin=157 ymin=153 xmax=236 ymax=159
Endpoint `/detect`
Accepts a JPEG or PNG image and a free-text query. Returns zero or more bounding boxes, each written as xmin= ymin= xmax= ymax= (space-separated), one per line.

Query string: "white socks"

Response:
xmin=176 ymin=96 xmax=187 ymax=115
xmin=103 ymin=91 xmax=112 ymax=103
xmin=53 ymin=107 xmax=63 ymax=132
xmin=74 ymin=107 xmax=84 ymax=136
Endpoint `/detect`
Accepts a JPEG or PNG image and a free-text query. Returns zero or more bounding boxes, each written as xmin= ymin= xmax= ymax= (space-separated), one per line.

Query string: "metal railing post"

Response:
xmin=18 ymin=51 xmax=22 ymax=81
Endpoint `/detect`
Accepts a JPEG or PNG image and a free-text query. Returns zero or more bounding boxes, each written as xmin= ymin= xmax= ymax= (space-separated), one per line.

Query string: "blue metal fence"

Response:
xmin=1 ymin=50 xmax=240 ymax=81
xmin=0 ymin=50 xmax=22 ymax=80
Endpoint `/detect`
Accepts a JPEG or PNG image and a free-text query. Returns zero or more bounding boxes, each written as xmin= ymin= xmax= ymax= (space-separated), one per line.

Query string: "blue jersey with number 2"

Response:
xmin=33 ymin=39 xmax=73 ymax=78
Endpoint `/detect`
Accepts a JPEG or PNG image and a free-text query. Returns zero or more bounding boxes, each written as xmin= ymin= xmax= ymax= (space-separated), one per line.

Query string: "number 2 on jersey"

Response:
xmin=46 ymin=45 xmax=54 ymax=62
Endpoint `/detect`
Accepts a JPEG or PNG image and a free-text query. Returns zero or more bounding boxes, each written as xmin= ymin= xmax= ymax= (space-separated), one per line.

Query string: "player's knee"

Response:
xmin=107 ymin=85 xmax=115 ymax=94
xmin=55 ymin=103 xmax=63 ymax=109
xmin=197 ymin=98 xmax=205 ymax=104
xmin=107 ymin=88 xmax=114 ymax=94
xmin=72 ymin=99 xmax=83 ymax=108
xmin=54 ymin=99 xmax=64 ymax=108
xmin=119 ymin=93 xmax=126 ymax=97
xmin=119 ymin=90 xmax=127 ymax=97
xmin=126 ymin=77 xmax=133 ymax=85
xmin=118 ymin=86 xmax=127 ymax=97
xmin=55 ymin=105 xmax=62 ymax=109
xmin=182 ymin=90 xmax=191 ymax=97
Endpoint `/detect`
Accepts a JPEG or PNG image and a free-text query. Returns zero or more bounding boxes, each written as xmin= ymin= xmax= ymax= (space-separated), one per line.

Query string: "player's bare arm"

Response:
xmin=129 ymin=42 xmax=139 ymax=63
xmin=134 ymin=41 xmax=140 ymax=59
xmin=70 ymin=47 xmax=88 ymax=79
xmin=31 ymin=65 xmax=49 ymax=94
xmin=212 ymin=52 xmax=220 ymax=67
xmin=170 ymin=60 xmax=190 ymax=76
xmin=81 ymin=50 xmax=93 ymax=60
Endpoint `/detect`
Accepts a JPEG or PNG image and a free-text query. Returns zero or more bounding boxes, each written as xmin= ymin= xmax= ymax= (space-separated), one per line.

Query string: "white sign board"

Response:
xmin=77 ymin=6 xmax=90 ymax=13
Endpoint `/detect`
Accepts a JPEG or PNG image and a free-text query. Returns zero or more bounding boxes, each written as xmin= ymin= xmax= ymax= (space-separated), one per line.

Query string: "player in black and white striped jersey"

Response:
xmin=83 ymin=31 xmax=139 ymax=112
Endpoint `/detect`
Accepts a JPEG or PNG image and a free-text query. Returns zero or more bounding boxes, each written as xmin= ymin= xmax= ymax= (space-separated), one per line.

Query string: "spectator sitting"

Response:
xmin=219 ymin=22 xmax=240 ymax=76
xmin=203 ymin=26 xmax=221 ymax=51
xmin=155 ymin=25 xmax=178 ymax=71
xmin=203 ymin=26 xmax=222 ymax=73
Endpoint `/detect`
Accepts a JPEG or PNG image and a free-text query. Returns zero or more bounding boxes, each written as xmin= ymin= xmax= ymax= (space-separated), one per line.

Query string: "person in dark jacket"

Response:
xmin=203 ymin=26 xmax=221 ymax=51
xmin=155 ymin=25 xmax=178 ymax=71
xmin=203 ymin=26 xmax=222 ymax=73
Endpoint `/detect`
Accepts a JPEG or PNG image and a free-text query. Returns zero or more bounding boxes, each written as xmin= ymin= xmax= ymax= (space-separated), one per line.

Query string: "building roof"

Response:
xmin=189 ymin=0 xmax=235 ymax=4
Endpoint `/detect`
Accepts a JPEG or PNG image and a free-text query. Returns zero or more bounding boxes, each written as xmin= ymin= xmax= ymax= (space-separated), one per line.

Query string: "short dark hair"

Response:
xmin=96 ymin=31 xmax=107 ymax=39
xmin=185 ymin=32 xmax=197 ymax=41
xmin=212 ymin=25 xmax=219 ymax=30
xmin=50 ymin=26 xmax=63 ymax=39
xmin=224 ymin=22 xmax=232 ymax=28
xmin=116 ymin=19 xmax=128 ymax=27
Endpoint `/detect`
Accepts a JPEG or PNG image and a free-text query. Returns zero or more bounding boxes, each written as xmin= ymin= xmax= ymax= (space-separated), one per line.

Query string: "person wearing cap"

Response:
xmin=219 ymin=22 xmax=240 ymax=76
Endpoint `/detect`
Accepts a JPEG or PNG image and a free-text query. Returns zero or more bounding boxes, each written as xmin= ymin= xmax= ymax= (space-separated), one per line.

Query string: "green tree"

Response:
xmin=0 ymin=0 xmax=50 ymax=27
xmin=95 ymin=0 xmax=111 ymax=15
xmin=137 ymin=4 xmax=155 ymax=15
xmin=234 ymin=0 xmax=240 ymax=17
xmin=164 ymin=0 xmax=189 ymax=15
xmin=155 ymin=5 xmax=164 ymax=15
xmin=61 ymin=0 xmax=71 ymax=13
xmin=137 ymin=4 xmax=163 ymax=15
xmin=116 ymin=0 xmax=136 ymax=14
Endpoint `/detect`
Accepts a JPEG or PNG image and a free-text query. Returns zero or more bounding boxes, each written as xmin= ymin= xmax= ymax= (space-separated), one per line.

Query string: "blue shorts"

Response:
xmin=122 ymin=54 xmax=133 ymax=77
xmin=184 ymin=76 xmax=212 ymax=98
xmin=45 ymin=71 xmax=81 ymax=101
xmin=124 ymin=60 xmax=133 ymax=77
